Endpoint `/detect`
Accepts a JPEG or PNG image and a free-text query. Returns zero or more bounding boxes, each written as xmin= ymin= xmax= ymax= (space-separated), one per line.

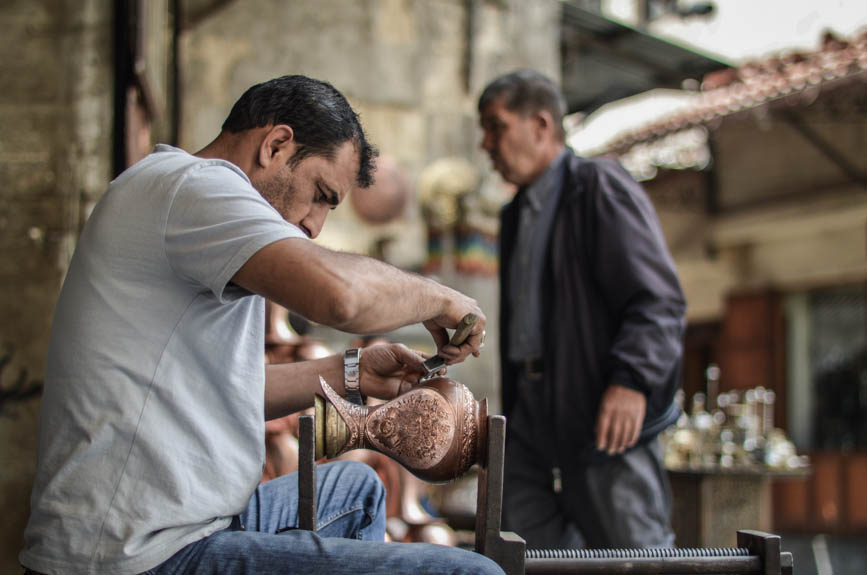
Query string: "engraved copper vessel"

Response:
xmin=314 ymin=376 xmax=488 ymax=483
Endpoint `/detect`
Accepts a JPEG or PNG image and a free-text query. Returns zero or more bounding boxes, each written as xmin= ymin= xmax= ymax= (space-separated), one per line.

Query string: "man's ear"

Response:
xmin=258 ymin=125 xmax=296 ymax=169
xmin=534 ymin=110 xmax=555 ymax=142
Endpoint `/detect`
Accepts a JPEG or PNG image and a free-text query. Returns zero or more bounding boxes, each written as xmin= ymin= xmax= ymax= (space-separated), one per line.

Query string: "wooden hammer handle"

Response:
xmin=448 ymin=313 xmax=478 ymax=346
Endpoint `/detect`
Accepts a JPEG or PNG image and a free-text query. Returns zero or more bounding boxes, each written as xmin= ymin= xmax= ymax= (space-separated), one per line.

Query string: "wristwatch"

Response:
xmin=344 ymin=348 xmax=363 ymax=405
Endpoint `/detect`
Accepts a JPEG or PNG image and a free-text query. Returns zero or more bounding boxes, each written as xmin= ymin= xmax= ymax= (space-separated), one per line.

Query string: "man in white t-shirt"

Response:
xmin=20 ymin=75 xmax=500 ymax=575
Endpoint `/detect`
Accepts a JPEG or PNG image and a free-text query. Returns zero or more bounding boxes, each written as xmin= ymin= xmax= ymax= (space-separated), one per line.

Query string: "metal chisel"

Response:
xmin=419 ymin=313 xmax=479 ymax=381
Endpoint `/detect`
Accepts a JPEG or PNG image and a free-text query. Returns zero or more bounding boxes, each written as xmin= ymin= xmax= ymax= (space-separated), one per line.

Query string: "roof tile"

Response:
xmin=605 ymin=31 xmax=867 ymax=154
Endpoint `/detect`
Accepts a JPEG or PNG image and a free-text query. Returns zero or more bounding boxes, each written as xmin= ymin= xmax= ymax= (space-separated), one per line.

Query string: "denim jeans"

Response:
xmin=146 ymin=460 xmax=503 ymax=575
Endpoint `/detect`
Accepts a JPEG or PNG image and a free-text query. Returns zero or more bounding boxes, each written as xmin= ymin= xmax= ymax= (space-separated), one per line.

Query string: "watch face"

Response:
xmin=344 ymin=349 xmax=363 ymax=404
xmin=345 ymin=349 xmax=360 ymax=388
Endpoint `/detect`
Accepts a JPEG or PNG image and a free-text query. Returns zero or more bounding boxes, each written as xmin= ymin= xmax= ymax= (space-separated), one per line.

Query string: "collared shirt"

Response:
xmin=507 ymin=148 xmax=570 ymax=362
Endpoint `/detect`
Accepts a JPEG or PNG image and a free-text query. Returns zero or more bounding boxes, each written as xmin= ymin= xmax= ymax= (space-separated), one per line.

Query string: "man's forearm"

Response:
xmin=233 ymin=238 xmax=463 ymax=332
xmin=299 ymin=246 xmax=453 ymax=332
xmin=263 ymin=355 xmax=344 ymax=420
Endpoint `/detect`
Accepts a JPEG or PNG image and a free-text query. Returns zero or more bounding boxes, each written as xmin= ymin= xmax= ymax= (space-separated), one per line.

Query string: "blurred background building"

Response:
xmin=0 ymin=0 xmax=864 ymax=573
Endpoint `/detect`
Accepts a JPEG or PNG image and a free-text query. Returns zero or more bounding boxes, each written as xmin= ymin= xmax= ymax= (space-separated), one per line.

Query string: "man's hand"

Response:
xmin=422 ymin=301 xmax=487 ymax=365
xmin=359 ymin=343 xmax=432 ymax=400
xmin=595 ymin=384 xmax=646 ymax=455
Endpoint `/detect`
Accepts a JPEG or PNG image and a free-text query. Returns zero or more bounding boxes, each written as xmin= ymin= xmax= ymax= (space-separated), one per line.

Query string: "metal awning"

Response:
xmin=561 ymin=3 xmax=729 ymax=114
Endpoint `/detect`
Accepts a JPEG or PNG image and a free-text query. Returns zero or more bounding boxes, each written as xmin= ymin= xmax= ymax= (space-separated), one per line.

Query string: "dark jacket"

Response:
xmin=499 ymin=153 xmax=686 ymax=465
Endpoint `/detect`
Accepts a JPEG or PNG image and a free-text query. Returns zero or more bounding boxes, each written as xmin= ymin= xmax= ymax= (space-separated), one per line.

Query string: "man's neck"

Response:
xmin=195 ymin=131 xmax=259 ymax=177
xmin=525 ymin=142 xmax=567 ymax=188
xmin=541 ymin=142 xmax=567 ymax=168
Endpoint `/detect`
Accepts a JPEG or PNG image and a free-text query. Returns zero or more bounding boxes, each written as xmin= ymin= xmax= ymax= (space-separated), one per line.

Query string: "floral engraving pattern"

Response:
xmin=340 ymin=401 xmax=369 ymax=454
xmin=457 ymin=384 xmax=478 ymax=473
xmin=366 ymin=389 xmax=455 ymax=469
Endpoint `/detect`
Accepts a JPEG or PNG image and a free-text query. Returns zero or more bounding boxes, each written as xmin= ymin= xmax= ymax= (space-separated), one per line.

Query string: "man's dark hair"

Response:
xmin=478 ymin=69 xmax=568 ymax=142
xmin=222 ymin=75 xmax=378 ymax=188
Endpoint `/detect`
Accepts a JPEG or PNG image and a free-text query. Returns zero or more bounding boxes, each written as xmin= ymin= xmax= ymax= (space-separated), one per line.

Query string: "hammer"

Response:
xmin=419 ymin=313 xmax=479 ymax=382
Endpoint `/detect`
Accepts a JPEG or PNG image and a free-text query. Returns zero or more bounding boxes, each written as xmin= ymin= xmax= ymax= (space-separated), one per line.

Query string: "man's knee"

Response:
xmin=439 ymin=547 xmax=505 ymax=575
xmin=402 ymin=543 xmax=504 ymax=575
xmin=464 ymin=552 xmax=505 ymax=575
xmin=319 ymin=459 xmax=386 ymax=515
xmin=329 ymin=460 xmax=383 ymax=490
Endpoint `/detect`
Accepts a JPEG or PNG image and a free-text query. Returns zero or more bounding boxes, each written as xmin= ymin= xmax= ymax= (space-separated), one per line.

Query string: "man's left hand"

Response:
xmin=358 ymin=343 xmax=431 ymax=400
xmin=595 ymin=384 xmax=646 ymax=455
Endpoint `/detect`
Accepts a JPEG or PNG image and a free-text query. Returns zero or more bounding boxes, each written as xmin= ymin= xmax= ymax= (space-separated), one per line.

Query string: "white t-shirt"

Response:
xmin=20 ymin=145 xmax=307 ymax=575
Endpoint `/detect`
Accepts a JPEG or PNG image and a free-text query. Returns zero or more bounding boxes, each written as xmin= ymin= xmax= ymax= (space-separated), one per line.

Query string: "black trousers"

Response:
xmin=502 ymin=374 xmax=675 ymax=549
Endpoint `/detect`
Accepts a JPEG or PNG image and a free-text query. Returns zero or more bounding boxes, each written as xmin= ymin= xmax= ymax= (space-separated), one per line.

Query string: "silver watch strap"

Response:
xmin=344 ymin=348 xmax=363 ymax=405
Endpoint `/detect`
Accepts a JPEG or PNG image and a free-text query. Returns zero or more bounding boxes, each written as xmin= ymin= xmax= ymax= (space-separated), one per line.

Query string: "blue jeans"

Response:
xmin=147 ymin=461 xmax=503 ymax=575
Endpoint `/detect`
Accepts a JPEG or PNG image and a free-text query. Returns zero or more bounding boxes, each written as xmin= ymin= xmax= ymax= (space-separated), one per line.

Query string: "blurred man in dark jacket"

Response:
xmin=478 ymin=69 xmax=686 ymax=549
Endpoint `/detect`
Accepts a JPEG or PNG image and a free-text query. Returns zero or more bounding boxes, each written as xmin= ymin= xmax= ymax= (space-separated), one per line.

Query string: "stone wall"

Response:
xmin=0 ymin=0 xmax=113 ymax=570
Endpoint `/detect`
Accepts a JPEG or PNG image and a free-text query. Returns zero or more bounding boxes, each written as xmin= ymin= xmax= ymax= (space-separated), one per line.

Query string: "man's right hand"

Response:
xmin=595 ymin=384 xmax=646 ymax=455
xmin=422 ymin=299 xmax=487 ymax=365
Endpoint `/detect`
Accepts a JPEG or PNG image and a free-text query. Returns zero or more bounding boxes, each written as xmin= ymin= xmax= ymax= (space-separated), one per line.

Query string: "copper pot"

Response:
xmin=315 ymin=376 xmax=488 ymax=483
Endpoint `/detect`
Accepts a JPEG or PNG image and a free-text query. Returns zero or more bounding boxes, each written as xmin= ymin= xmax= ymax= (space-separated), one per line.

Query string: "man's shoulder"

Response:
xmin=122 ymin=145 xmax=249 ymax=188
xmin=568 ymin=153 xmax=628 ymax=181
xmin=104 ymin=146 xmax=256 ymax=220
xmin=565 ymin=153 xmax=642 ymax=199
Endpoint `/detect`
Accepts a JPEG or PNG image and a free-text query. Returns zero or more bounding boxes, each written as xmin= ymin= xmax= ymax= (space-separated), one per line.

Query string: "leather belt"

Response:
xmin=517 ymin=357 xmax=545 ymax=379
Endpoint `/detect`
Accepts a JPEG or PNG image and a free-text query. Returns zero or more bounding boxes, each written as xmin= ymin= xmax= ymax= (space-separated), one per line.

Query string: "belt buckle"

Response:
xmin=523 ymin=358 xmax=543 ymax=379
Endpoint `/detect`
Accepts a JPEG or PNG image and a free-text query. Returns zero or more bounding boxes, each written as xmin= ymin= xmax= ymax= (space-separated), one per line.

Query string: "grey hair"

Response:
xmin=478 ymin=69 xmax=568 ymax=142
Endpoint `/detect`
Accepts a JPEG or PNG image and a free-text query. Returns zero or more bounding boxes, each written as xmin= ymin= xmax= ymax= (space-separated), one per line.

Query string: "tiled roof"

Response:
xmin=604 ymin=31 xmax=867 ymax=155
